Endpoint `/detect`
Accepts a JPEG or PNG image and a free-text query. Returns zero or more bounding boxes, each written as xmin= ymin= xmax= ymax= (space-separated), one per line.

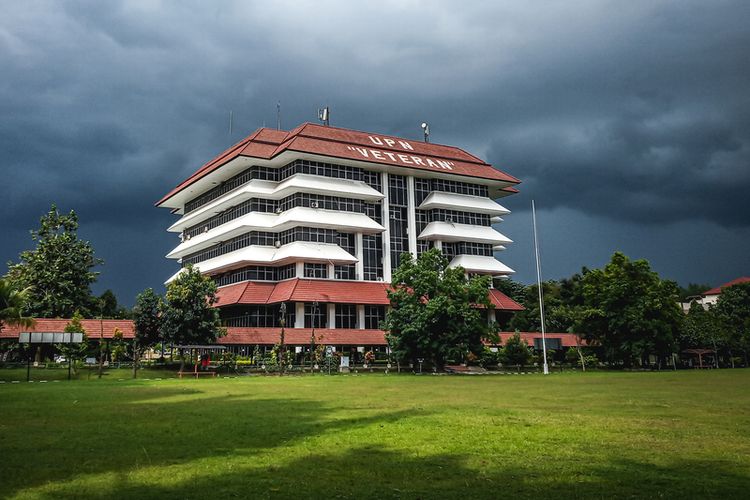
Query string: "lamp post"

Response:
xmin=279 ymin=302 xmax=287 ymax=375
xmin=310 ymin=301 xmax=318 ymax=373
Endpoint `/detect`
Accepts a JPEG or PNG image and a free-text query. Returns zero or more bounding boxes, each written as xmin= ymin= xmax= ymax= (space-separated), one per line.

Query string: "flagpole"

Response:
xmin=532 ymin=200 xmax=549 ymax=375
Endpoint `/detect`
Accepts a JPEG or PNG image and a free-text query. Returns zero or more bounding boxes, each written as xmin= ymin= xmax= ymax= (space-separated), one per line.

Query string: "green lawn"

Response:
xmin=1 ymin=371 xmax=749 ymax=499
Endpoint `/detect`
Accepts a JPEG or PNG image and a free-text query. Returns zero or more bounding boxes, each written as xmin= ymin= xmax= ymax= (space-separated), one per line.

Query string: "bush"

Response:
xmin=478 ymin=348 xmax=500 ymax=369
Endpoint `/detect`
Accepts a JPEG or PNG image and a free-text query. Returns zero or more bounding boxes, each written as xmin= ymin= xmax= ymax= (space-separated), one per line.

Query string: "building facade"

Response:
xmin=156 ymin=123 xmax=523 ymax=354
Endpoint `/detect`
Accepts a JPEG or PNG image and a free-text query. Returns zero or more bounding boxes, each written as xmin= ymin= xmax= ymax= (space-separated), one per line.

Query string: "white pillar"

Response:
xmin=295 ymin=302 xmax=305 ymax=328
xmin=407 ymin=175 xmax=417 ymax=258
xmin=355 ymin=232 xmax=364 ymax=280
xmin=328 ymin=303 xmax=336 ymax=329
xmin=295 ymin=261 xmax=304 ymax=278
xmin=381 ymin=172 xmax=392 ymax=282
xmin=487 ymin=309 xmax=494 ymax=325
xmin=327 ymin=263 xmax=336 ymax=279
xmin=357 ymin=304 xmax=365 ymax=330
xmin=434 ymin=240 xmax=442 ymax=251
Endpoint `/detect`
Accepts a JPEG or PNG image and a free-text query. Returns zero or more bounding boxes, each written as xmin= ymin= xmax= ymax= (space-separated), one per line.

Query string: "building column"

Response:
xmin=357 ymin=304 xmax=365 ymax=330
xmin=327 ymin=263 xmax=336 ymax=279
xmin=355 ymin=232 xmax=364 ymax=280
xmin=381 ymin=172 xmax=392 ymax=282
xmin=295 ymin=261 xmax=304 ymax=278
xmin=434 ymin=240 xmax=442 ymax=251
xmin=487 ymin=309 xmax=495 ymax=325
xmin=328 ymin=303 xmax=336 ymax=329
xmin=295 ymin=302 xmax=305 ymax=328
xmin=407 ymin=175 xmax=417 ymax=258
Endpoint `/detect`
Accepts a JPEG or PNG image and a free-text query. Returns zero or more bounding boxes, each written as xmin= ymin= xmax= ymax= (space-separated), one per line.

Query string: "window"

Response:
xmin=304 ymin=302 xmax=326 ymax=328
xmin=362 ymin=234 xmax=383 ymax=281
xmin=365 ymin=306 xmax=386 ymax=329
xmin=335 ymin=304 xmax=357 ymax=329
xmin=334 ymin=265 xmax=356 ymax=280
xmin=304 ymin=263 xmax=328 ymax=279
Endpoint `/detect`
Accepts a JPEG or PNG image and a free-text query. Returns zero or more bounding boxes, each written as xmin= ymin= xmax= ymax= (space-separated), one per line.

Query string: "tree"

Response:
xmin=96 ymin=289 xmax=131 ymax=319
xmin=0 ymin=278 xmax=35 ymax=332
xmin=132 ymin=288 xmax=165 ymax=378
xmin=57 ymin=311 xmax=89 ymax=374
xmin=382 ymin=249 xmax=498 ymax=370
xmin=714 ymin=283 xmax=750 ymax=367
xmin=160 ymin=265 xmax=224 ymax=369
xmin=6 ymin=205 xmax=102 ymax=317
xmin=575 ymin=252 xmax=683 ymax=367
xmin=501 ymin=332 xmax=533 ymax=366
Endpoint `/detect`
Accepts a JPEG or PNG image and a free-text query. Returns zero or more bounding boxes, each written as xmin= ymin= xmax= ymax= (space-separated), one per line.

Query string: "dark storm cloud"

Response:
xmin=1 ymin=1 xmax=748 ymax=303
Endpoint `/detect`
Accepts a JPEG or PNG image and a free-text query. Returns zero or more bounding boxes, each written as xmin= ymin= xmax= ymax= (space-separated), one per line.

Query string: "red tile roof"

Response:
xmin=217 ymin=279 xmax=392 ymax=305
xmin=224 ymin=327 xmax=387 ymax=345
xmin=0 ymin=319 xmax=135 ymax=339
xmin=488 ymin=289 xmax=524 ymax=311
xmin=702 ymin=277 xmax=750 ymax=296
xmin=157 ymin=122 xmax=520 ymax=206
xmin=215 ymin=279 xmax=522 ymax=310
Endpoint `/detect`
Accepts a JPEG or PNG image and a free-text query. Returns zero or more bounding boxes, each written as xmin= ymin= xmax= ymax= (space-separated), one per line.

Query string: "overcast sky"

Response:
xmin=2 ymin=0 xmax=749 ymax=305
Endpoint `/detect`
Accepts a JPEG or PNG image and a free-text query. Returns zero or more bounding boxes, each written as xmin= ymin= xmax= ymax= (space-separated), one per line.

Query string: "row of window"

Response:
xmin=182 ymin=227 xmax=349 ymax=266
xmin=184 ymin=159 xmax=488 ymax=216
xmin=414 ymin=177 xmax=489 ymax=205
xmin=184 ymin=194 xmax=381 ymax=239
xmin=185 ymin=166 xmax=277 ymax=213
xmin=442 ymin=242 xmax=494 ymax=258
xmin=213 ymin=264 xmax=296 ymax=286
xmin=222 ymin=304 xmax=387 ymax=329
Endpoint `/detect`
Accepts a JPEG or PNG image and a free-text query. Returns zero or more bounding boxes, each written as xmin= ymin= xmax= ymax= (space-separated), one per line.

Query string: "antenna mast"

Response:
xmin=421 ymin=122 xmax=430 ymax=143
xmin=318 ymin=106 xmax=330 ymax=126
xmin=276 ymin=101 xmax=281 ymax=130
xmin=532 ymin=199 xmax=549 ymax=375
xmin=228 ymin=110 xmax=233 ymax=137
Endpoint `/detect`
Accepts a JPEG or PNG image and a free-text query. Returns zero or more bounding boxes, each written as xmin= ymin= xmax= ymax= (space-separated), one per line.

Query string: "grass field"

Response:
xmin=1 ymin=371 xmax=749 ymax=499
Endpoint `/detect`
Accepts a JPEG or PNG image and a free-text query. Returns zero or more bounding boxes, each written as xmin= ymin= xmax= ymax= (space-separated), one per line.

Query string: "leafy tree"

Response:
xmin=575 ymin=252 xmax=683 ymax=367
xmin=501 ymin=332 xmax=533 ymax=366
xmin=96 ymin=289 xmax=131 ymax=319
xmin=383 ymin=249 xmax=498 ymax=370
xmin=680 ymin=302 xmax=723 ymax=350
xmin=132 ymin=288 xmax=165 ymax=378
xmin=714 ymin=283 xmax=750 ymax=367
xmin=6 ymin=205 xmax=102 ymax=317
xmin=510 ymin=281 xmax=575 ymax=333
xmin=0 ymin=278 xmax=35 ymax=332
xmin=160 ymin=265 xmax=224 ymax=369
xmin=493 ymin=278 xmax=527 ymax=303
xmin=56 ymin=311 xmax=89 ymax=373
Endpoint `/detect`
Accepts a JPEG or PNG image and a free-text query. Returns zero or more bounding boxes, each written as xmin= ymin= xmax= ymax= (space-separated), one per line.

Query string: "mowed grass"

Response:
xmin=1 ymin=371 xmax=749 ymax=499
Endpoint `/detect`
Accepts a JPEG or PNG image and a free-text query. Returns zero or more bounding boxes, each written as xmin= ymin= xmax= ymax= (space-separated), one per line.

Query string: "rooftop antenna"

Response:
xmin=318 ymin=106 xmax=330 ymax=126
xmin=276 ymin=100 xmax=281 ymax=130
xmin=421 ymin=122 xmax=430 ymax=143
xmin=228 ymin=110 xmax=233 ymax=137
xmin=532 ymin=199 xmax=549 ymax=375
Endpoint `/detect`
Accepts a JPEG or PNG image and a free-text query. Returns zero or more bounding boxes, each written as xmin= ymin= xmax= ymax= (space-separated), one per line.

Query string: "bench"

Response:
xmin=177 ymin=371 xmax=217 ymax=379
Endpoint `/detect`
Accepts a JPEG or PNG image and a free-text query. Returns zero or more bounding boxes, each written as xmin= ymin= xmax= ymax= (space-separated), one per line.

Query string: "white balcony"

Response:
xmin=167 ymin=207 xmax=384 ymax=259
xmin=168 ymin=174 xmax=384 ymax=233
xmin=165 ymin=241 xmax=357 ymax=283
xmin=418 ymin=222 xmax=512 ymax=245
xmin=418 ymin=192 xmax=510 ymax=216
xmin=449 ymin=255 xmax=514 ymax=276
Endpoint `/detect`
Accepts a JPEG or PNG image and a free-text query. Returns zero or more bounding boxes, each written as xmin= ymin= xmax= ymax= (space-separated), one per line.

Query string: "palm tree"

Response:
xmin=0 ymin=278 xmax=35 ymax=332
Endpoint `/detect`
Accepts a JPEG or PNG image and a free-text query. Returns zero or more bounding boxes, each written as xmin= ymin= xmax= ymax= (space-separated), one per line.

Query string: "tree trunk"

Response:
xmin=132 ymin=340 xmax=138 ymax=379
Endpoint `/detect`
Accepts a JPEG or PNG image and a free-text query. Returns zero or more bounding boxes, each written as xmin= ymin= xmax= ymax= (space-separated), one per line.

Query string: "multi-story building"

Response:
xmin=156 ymin=123 xmax=523 ymax=356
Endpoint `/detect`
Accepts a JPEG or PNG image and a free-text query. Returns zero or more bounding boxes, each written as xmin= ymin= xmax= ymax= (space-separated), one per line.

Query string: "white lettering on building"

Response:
xmin=368 ymin=135 xmax=415 ymax=151
xmin=346 ymin=146 xmax=454 ymax=170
